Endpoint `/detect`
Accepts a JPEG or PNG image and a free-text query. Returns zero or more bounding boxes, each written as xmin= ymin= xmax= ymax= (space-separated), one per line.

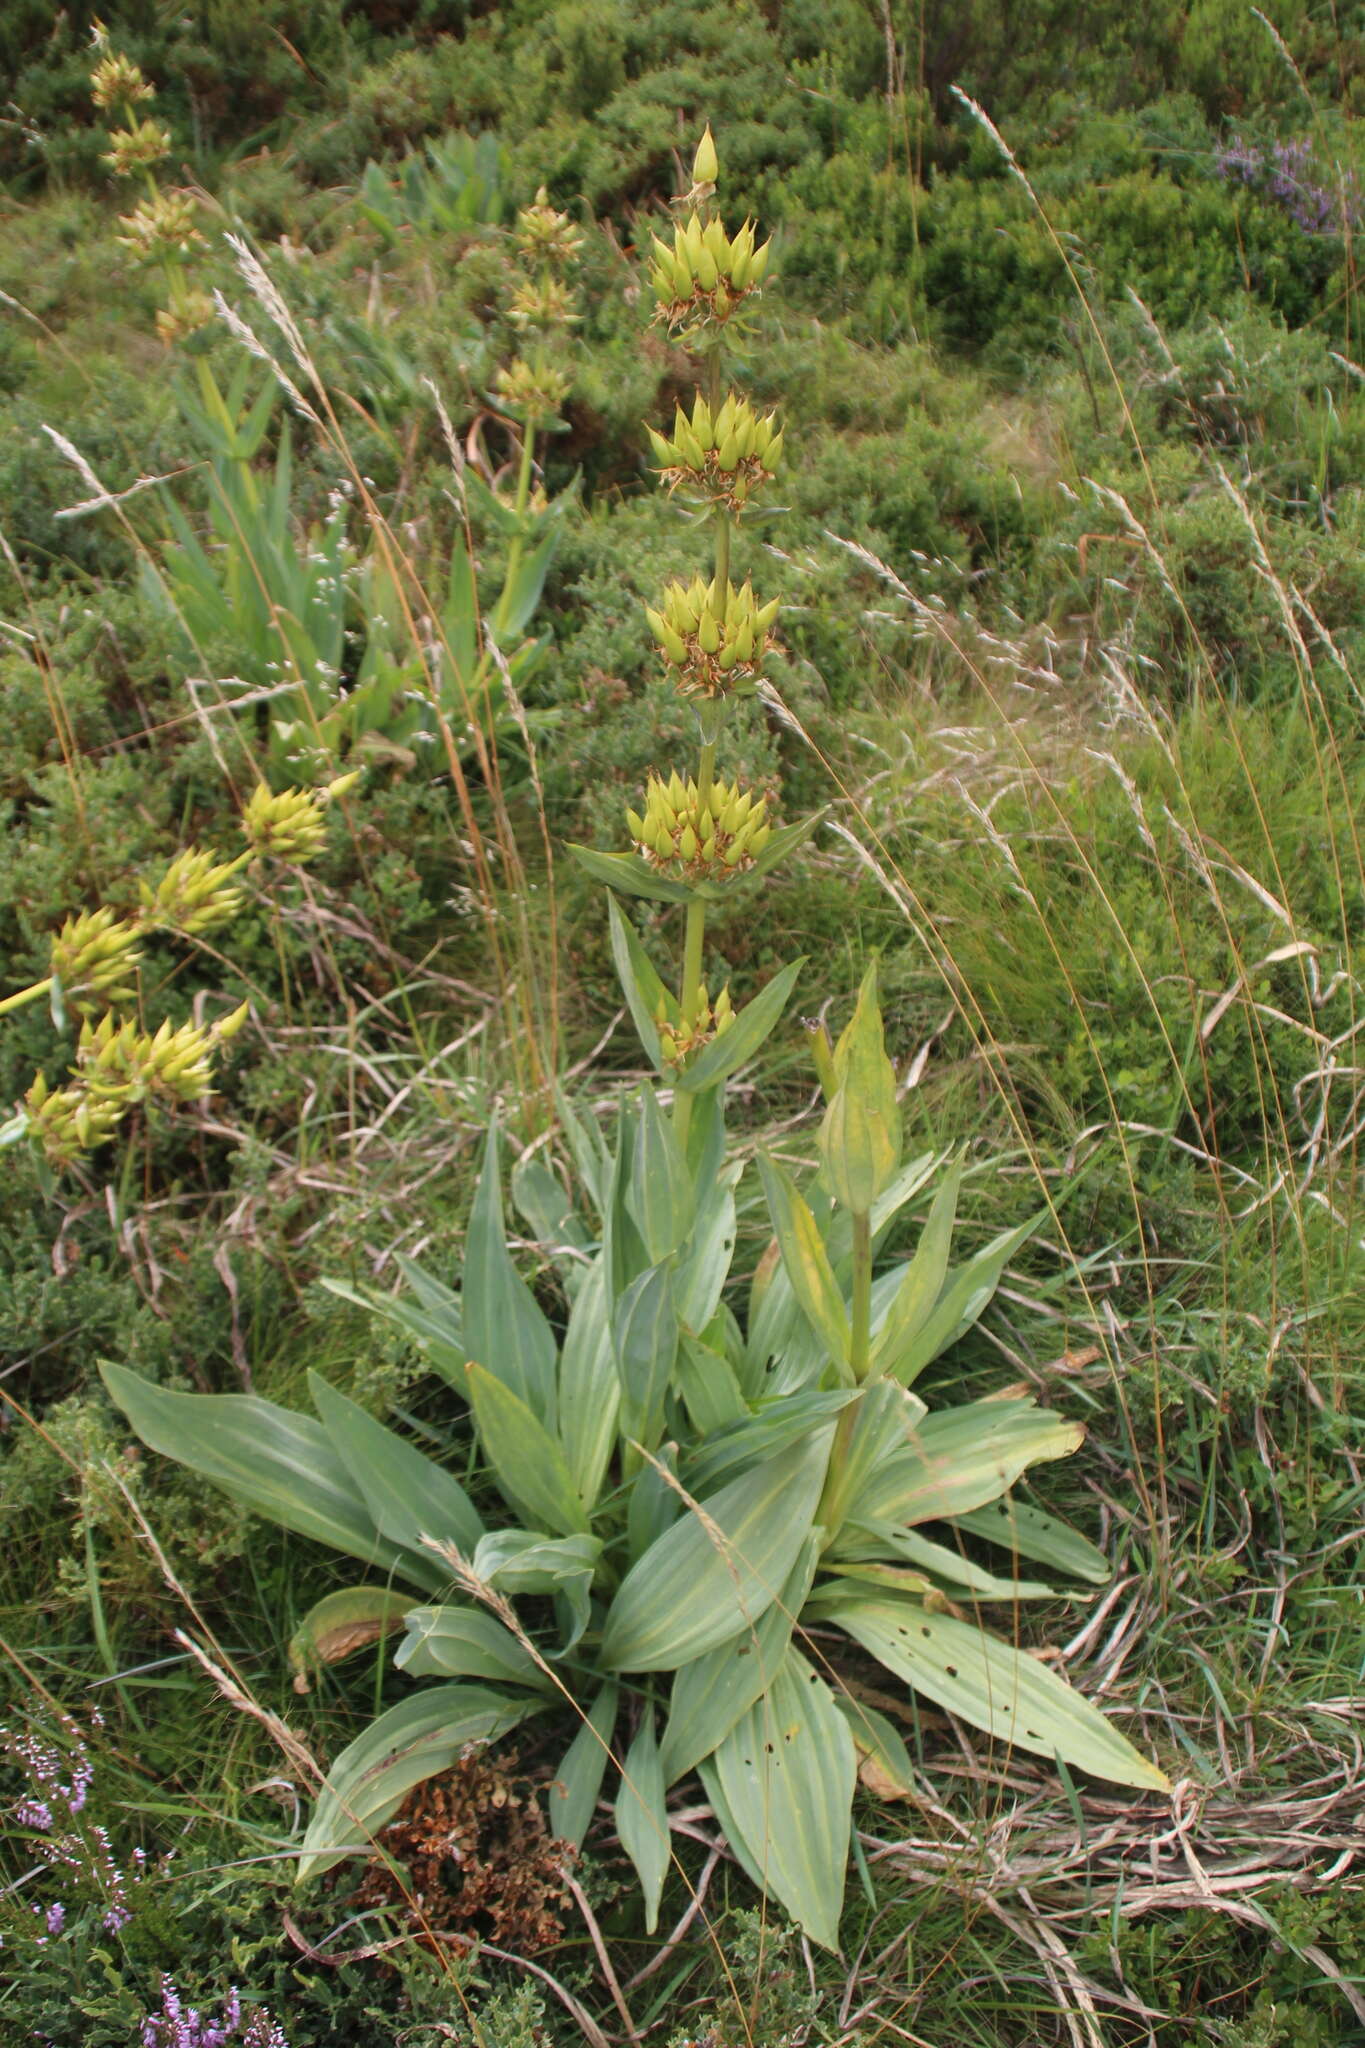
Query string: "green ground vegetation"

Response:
xmin=1 ymin=4 xmax=1363 ymax=2044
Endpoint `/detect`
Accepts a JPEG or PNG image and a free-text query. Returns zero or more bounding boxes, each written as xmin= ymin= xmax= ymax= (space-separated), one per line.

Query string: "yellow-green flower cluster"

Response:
xmin=49 ymin=908 xmax=143 ymax=1013
xmin=139 ymin=847 xmax=244 ymax=936
xmin=494 ymin=357 xmax=572 ymax=423
xmin=116 ymin=191 xmax=203 ymax=261
xmin=656 ymin=981 xmax=734 ymax=1066
xmin=645 ymin=575 xmax=779 ymax=699
xmin=515 ymin=186 xmax=584 ymax=269
xmin=102 ymin=116 xmax=171 ymax=177
xmin=90 ymin=51 xmax=154 ymax=111
xmin=241 ymin=775 xmax=357 ymax=864
xmin=647 ymin=393 xmax=782 ymax=510
xmin=23 ymin=1001 xmax=249 ymax=1167
xmin=647 ymin=214 xmax=771 ymax=333
xmin=627 ymin=772 xmax=770 ymax=883
xmin=155 ymin=291 xmax=215 ymax=344
xmin=508 ymin=277 xmax=580 ymax=332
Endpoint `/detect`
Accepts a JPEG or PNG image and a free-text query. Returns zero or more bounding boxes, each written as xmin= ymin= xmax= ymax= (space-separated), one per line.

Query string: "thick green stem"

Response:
xmin=673 ymin=892 xmax=707 ymax=1151
xmin=0 ymin=977 xmax=52 ymax=1020
xmin=817 ymin=1389 xmax=863 ymax=1542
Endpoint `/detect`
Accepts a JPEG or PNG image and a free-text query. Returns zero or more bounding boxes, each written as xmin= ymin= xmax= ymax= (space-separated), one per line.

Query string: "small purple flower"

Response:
xmin=14 ymin=1798 xmax=54 ymax=1831
xmin=45 ymin=1902 xmax=65 ymax=1935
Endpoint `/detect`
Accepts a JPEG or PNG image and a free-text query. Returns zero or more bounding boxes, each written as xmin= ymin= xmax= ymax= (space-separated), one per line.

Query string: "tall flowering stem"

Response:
xmin=630 ymin=127 xmax=782 ymax=1144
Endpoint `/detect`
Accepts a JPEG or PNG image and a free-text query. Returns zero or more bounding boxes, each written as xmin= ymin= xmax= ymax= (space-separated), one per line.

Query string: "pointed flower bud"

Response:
xmin=646 ymin=205 xmax=774 ymax=336
xmin=692 ymin=125 xmax=719 ymax=188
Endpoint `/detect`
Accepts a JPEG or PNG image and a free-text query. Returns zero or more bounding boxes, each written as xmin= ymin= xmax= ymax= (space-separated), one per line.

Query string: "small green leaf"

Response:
xmin=757 ymin=1153 xmax=851 ymax=1375
xmin=597 ymin=1428 xmax=833 ymax=1673
xmin=819 ymin=960 xmax=900 ymax=1213
xmin=950 ymin=1497 xmax=1112 ymax=1585
xmin=462 ymin=1127 xmax=558 ymax=1427
xmin=608 ymin=895 xmax=678 ymax=1071
xmin=870 ymin=1157 xmax=962 ymax=1375
xmin=395 ymin=1605 xmax=552 ymax=1691
xmin=890 ymin=1212 xmax=1044 ymax=1387
xmin=674 ymin=1334 xmax=747 ymax=1437
xmin=615 ymin=1705 xmax=669 ymax=1933
xmin=567 ymin=845 xmax=694 ymax=904
xmin=465 ymin=1363 xmax=588 ymax=1536
xmin=626 ymin=1443 xmax=680 ymax=1563
xmin=676 ymin=958 xmax=805 ymax=1095
xmin=288 ymin=1588 xmax=410 ymax=1688
xmin=749 ymin=810 xmax=825 ymax=880
xmin=548 ymin=1683 xmax=618 ymax=1850
xmin=298 ymin=1685 xmax=544 ymax=1880
xmin=707 ymin=1648 xmax=855 ymax=1949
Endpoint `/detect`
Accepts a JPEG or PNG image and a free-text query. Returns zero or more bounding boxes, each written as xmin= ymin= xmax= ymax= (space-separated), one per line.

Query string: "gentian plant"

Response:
xmin=103 ymin=129 xmax=1167 ymax=1948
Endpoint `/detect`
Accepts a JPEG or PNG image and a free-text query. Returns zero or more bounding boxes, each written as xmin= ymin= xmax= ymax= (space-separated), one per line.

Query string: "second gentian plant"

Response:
xmin=104 ymin=129 xmax=1167 ymax=1949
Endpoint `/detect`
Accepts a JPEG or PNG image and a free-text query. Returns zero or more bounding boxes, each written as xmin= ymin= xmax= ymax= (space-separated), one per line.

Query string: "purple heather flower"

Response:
xmin=45 ymin=1902 xmax=65 ymax=1935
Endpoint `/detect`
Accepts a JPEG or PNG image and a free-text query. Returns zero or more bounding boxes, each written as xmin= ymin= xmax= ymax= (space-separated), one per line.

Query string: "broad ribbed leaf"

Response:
xmin=297 ymin=1685 xmax=543 ymax=1880
xmin=676 ymin=958 xmax=805 ymax=1095
xmin=597 ymin=1429 xmax=832 ymax=1673
xmin=309 ymin=1373 xmax=483 ymax=1561
xmin=101 ymin=1365 xmax=428 ymax=1585
xmin=832 ymin=1524 xmax=1057 ymax=1600
xmin=674 ymin=1334 xmax=746 ymax=1436
xmin=709 ymin=1648 xmax=855 ymax=1948
xmin=675 ymin=1179 xmax=738 ymax=1336
xmin=857 ymin=1397 xmax=1084 ymax=1529
xmin=462 ymin=1127 xmax=558 ymax=1425
xmin=950 ymin=1497 xmax=1111 ymax=1585
xmin=615 ymin=1706 xmax=669 ymax=1933
xmin=757 ymin=1153 xmax=851 ymax=1375
xmin=614 ymin=1262 xmax=679 ymax=1455
xmin=833 ymin=1596 xmax=1170 ymax=1792
xmin=395 ymin=1605 xmax=551 ymax=1691
xmin=836 ymin=1696 xmax=917 ymax=1798
xmin=464 ymin=1364 xmax=587 ymax=1535
xmin=558 ymin=1257 xmax=620 ymax=1510
xmin=626 ymin=1444 xmax=680 ymax=1563
xmin=548 ymin=1683 xmax=618 ymax=1850
xmin=683 ymin=1390 xmax=853 ymax=1495
xmin=627 ymin=1089 xmax=693 ymax=1262
xmin=659 ymin=1534 xmax=819 ymax=1785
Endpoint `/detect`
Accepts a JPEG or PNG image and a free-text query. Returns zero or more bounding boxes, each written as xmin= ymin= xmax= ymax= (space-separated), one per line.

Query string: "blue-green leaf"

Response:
xmin=615 ymin=1704 xmax=669 ymax=1933
xmin=462 ymin=1127 xmax=558 ymax=1426
xmin=464 ymin=1363 xmax=588 ymax=1536
xmin=548 ymin=1682 xmax=618 ymax=1850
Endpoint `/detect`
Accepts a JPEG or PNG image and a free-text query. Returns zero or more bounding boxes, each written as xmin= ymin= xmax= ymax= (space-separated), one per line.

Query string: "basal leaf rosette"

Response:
xmin=646 ymin=576 xmax=779 ymax=699
xmin=647 ymin=394 xmax=782 ymax=511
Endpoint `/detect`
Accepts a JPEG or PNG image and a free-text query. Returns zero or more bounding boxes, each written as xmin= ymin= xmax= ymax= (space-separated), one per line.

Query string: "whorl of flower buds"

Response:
xmin=91 ymin=51 xmax=154 ymax=111
xmin=139 ymin=847 xmax=244 ymax=937
xmin=626 ymin=772 xmax=771 ymax=884
xmin=515 ymin=186 xmax=584 ymax=268
xmin=155 ymin=290 xmax=215 ymax=345
xmin=116 ymin=191 xmax=203 ymax=261
xmin=241 ymin=775 xmax=357 ymax=864
xmin=508 ymin=277 xmax=581 ymax=332
xmin=24 ymin=1073 xmax=123 ymax=1166
xmin=494 ymin=357 xmax=572 ymax=422
xmin=648 ymin=214 xmax=772 ymax=334
xmin=646 ymin=392 xmax=782 ymax=510
xmin=645 ymin=575 xmax=779 ymax=699
xmin=656 ymin=980 xmax=734 ymax=1067
xmin=77 ymin=1002 xmax=249 ymax=1107
xmin=102 ymin=117 xmax=171 ymax=176
xmin=49 ymin=907 xmax=142 ymax=1012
